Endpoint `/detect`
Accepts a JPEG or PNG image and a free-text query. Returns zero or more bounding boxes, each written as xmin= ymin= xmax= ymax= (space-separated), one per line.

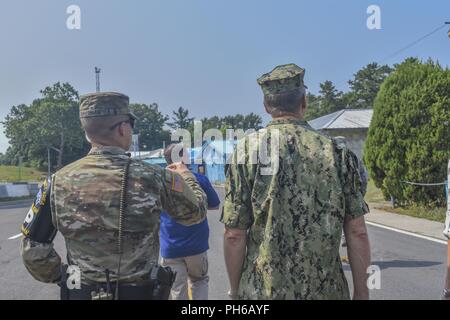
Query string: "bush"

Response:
xmin=364 ymin=58 xmax=450 ymax=207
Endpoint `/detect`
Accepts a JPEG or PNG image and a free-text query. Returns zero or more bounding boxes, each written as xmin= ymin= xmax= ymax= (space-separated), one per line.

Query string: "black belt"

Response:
xmin=61 ymin=282 xmax=155 ymax=300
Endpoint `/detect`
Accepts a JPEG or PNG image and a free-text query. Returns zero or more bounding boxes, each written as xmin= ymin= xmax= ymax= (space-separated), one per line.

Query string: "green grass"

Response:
xmin=0 ymin=166 xmax=46 ymax=183
xmin=365 ymin=179 xmax=388 ymax=204
xmin=388 ymin=205 xmax=446 ymax=223
xmin=365 ymin=179 xmax=447 ymax=223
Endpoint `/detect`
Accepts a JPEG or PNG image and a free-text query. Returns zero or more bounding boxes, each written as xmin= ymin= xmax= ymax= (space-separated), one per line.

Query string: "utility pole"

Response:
xmin=47 ymin=147 xmax=51 ymax=177
xmin=47 ymin=146 xmax=61 ymax=177
xmin=18 ymin=156 xmax=23 ymax=182
xmin=447 ymin=22 xmax=450 ymax=38
xmin=95 ymin=67 xmax=101 ymax=92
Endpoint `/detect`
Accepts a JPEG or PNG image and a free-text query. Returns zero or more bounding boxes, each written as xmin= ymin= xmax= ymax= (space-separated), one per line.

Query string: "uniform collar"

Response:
xmin=88 ymin=145 xmax=129 ymax=156
xmin=267 ymin=117 xmax=310 ymax=128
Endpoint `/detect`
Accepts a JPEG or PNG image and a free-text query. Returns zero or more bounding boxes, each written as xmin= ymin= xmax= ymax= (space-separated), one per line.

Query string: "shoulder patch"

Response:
xmin=165 ymin=170 xmax=184 ymax=193
xmin=172 ymin=173 xmax=184 ymax=193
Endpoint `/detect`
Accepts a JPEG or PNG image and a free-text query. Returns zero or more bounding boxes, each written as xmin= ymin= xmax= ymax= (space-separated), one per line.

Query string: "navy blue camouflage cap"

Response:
xmin=79 ymin=92 xmax=137 ymax=120
xmin=257 ymin=63 xmax=307 ymax=95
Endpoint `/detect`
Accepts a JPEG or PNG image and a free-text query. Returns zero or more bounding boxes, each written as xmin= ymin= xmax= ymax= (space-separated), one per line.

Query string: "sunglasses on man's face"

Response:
xmin=110 ymin=117 xmax=135 ymax=131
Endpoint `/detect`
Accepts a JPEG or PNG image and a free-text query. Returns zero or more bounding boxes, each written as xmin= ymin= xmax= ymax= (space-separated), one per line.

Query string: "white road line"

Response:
xmin=366 ymin=221 xmax=447 ymax=245
xmin=215 ymin=185 xmax=447 ymax=245
xmin=8 ymin=233 xmax=22 ymax=240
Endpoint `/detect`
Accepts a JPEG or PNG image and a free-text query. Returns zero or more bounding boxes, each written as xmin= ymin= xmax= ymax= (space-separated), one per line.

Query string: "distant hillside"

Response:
xmin=0 ymin=166 xmax=46 ymax=183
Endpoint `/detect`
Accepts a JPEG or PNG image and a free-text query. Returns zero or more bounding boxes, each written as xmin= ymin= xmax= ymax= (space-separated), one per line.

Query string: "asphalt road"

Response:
xmin=0 ymin=189 xmax=447 ymax=300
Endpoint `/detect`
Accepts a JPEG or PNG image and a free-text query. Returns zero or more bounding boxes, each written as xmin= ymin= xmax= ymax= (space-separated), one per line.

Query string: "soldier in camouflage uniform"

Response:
xmin=221 ymin=64 xmax=371 ymax=300
xmin=20 ymin=92 xmax=207 ymax=300
xmin=334 ymin=136 xmax=368 ymax=249
xmin=334 ymin=136 xmax=368 ymax=196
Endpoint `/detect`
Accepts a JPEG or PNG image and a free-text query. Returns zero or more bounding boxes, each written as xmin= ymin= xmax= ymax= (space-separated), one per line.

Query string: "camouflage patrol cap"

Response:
xmin=257 ymin=63 xmax=307 ymax=95
xmin=79 ymin=92 xmax=137 ymax=119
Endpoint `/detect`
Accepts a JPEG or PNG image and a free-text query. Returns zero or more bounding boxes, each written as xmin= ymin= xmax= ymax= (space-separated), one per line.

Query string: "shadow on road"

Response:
xmin=372 ymin=260 xmax=442 ymax=270
xmin=343 ymin=260 xmax=442 ymax=271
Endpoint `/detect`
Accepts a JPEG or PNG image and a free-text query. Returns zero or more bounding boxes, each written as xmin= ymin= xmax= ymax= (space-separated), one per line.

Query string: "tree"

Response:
xmin=167 ymin=107 xmax=194 ymax=130
xmin=304 ymin=82 xmax=347 ymax=121
xmin=347 ymin=62 xmax=393 ymax=109
xmin=129 ymin=103 xmax=170 ymax=150
xmin=364 ymin=58 xmax=450 ymax=207
xmin=3 ymin=82 xmax=89 ymax=171
xmin=3 ymin=104 xmax=34 ymax=166
xmin=242 ymin=113 xmax=263 ymax=131
xmin=0 ymin=153 xmax=7 ymax=165
xmin=319 ymin=80 xmax=345 ymax=114
xmin=304 ymin=92 xmax=322 ymax=120
xmin=200 ymin=116 xmax=222 ymax=132
xmin=199 ymin=114 xmax=263 ymax=136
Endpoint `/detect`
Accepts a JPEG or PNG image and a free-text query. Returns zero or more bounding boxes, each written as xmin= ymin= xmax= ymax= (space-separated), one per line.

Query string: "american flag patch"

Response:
xmin=172 ymin=174 xmax=184 ymax=193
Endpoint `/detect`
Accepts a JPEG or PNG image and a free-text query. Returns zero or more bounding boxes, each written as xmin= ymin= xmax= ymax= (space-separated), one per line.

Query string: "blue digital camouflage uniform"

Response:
xmin=221 ymin=64 xmax=369 ymax=300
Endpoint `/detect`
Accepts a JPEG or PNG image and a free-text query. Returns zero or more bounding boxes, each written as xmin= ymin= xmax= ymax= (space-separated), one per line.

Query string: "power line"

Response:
xmin=328 ymin=22 xmax=448 ymax=92
xmin=402 ymin=180 xmax=446 ymax=187
xmin=379 ymin=24 xmax=447 ymax=64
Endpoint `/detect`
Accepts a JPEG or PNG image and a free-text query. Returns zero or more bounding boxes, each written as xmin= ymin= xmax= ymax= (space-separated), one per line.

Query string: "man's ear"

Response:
xmin=301 ymin=95 xmax=307 ymax=113
xmin=263 ymin=98 xmax=271 ymax=115
xmin=118 ymin=123 xmax=125 ymax=137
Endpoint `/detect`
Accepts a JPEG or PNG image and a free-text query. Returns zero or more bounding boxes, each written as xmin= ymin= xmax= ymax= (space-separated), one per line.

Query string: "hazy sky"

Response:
xmin=0 ymin=0 xmax=449 ymax=153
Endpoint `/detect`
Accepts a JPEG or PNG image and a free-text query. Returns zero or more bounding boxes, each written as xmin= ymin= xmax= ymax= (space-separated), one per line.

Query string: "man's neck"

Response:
xmin=91 ymin=142 xmax=126 ymax=151
xmin=272 ymin=114 xmax=303 ymax=121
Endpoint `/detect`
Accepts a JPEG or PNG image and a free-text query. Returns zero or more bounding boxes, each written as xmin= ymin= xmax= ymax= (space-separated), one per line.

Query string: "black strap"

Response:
xmin=115 ymin=158 xmax=132 ymax=299
xmin=64 ymin=282 xmax=154 ymax=300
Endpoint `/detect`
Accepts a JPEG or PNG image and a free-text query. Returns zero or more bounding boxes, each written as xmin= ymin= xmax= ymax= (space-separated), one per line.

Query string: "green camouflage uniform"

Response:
xmin=21 ymin=92 xmax=207 ymax=285
xmin=334 ymin=136 xmax=368 ymax=196
xmin=220 ymin=64 xmax=369 ymax=300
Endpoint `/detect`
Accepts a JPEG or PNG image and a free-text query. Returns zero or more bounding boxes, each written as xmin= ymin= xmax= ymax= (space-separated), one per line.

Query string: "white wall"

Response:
xmin=323 ymin=129 xmax=368 ymax=160
xmin=0 ymin=183 xmax=39 ymax=198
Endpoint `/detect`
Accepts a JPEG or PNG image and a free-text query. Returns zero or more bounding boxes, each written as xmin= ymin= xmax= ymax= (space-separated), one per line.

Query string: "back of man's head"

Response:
xmin=263 ymin=88 xmax=306 ymax=116
xmin=81 ymin=115 xmax=129 ymax=144
xmin=258 ymin=64 xmax=307 ymax=117
xmin=79 ymin=92 xmax=136 ymax=148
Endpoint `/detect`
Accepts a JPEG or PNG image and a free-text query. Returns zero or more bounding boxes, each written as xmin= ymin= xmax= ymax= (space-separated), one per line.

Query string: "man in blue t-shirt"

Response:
xmin=160 ymin=144 xmax=220 ymax=300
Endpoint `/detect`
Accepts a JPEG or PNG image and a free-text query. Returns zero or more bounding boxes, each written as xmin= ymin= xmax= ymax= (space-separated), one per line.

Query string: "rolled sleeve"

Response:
xmin=341 ymin=148 xmax=370 ymax=220
xmin=220 ymin=159 xmax=253 ymax=230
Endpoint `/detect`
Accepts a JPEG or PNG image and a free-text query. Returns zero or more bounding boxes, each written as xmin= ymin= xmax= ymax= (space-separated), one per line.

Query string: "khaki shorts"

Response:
xmin=161 ymin=251 xmax=209 ymax=300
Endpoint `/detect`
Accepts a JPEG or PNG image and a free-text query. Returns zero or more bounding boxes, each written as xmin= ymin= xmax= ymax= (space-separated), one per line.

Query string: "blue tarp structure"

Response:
xmin=143 ymin=157 xmax=167 ymax=168
xmin=196 ymin=140 xmax=236 ymax=184
xmin=142 ymin=141 xmax=237 ymax=184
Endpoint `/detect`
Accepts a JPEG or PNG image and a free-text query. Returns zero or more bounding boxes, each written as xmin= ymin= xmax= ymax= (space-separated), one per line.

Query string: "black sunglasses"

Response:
xmin=110 ymin=117 xmax=135 ymax=131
